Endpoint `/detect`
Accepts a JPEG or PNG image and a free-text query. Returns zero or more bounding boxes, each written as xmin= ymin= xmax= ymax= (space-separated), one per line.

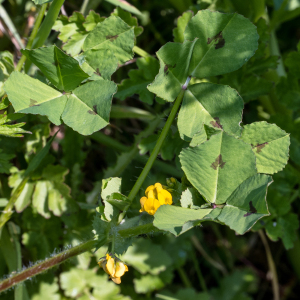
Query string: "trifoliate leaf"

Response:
xmin=4 ymin=71 xmax=67 ymax=125
xmin=148 ymin=10 xmax=258 ymax=102
xmin=115 ymin=57 xmax=159 ymax=104
xmin=21 ymin=46 xmax=89 ymax=92
xmin=217 ymin=174 xmax=272 ymax=235
xmin=241 ymin=121 xmax=290 ymax=174
xmin=180 ymin=131 xmax=257 ymax=204
xmin=173 ymin=11 xmax=193 ymax=43
xmin=82 ymin=16 xmax=135 ymax=79
xmin=178 ymin=83 xmax=244 ymax=142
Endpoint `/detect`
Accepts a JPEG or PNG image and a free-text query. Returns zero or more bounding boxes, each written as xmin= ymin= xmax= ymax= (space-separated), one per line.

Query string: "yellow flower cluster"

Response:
xmin=98 ymin=253 xmax=128 ymax=284
xmin=140 ymin=182 xmax=172 ymax=215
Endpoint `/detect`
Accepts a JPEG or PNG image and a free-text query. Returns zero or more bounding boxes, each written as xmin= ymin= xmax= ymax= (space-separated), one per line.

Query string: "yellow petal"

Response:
xmin=144 ymin=197 xmax=154 ymax=213
xmin=153 ymin=199 xmax=161 ymax=212
xmin=140 ymin=196 xmax=147 ymax=208
xmin=154 ymin=182 xmax=163 ymax=192
xmin=147 ymin=189 xmax=155 ymax=199
xmin=111 ymin=277 xmax=121 ymax=284
xmin=115 ymin=261 xmax=126 ymax=277
xmin=106 ymin=256 xmax=115 ymax=277
xmin=125 ymin=264 xmax=128 ymax=272
xmin=158 ymin=189 xmax=172 ymax=205
xmin=145 ymin=185 xmax=155 ymax=197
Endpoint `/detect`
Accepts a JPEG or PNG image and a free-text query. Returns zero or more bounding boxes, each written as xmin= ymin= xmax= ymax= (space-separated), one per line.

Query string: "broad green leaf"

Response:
xmin=173 ymin=11 xmax=193 ymax=43
xmin=217 ymin=174 xmax=272 ymax=235
xmin=83 ymin=16 xmax=135 ymax=79
xmin=184 ymin=10 xmax=259 ymax=78
xmin=112 ymin=7 xmax=143 ymax=37
xmin=153 ymin=205 xmax=219 ymax=236
xmin=241 ymin=121 xmax=290 ymax=174
xmin=148 ymin=11 xmax=258 ymax=102
xmin=178 ymin=83 xmax=244 ymax=141
xmin=180 ymin=131 xmax=257 ymax=204
xmin=265 ymin=213 xmax=299 ymax=249
xmin=115 ymin=56 xmax=159 ymax=104
xmin=61 ymin=80 xmax=117 ymax=135
xmin=4 ymin=72 xmax=67 ymax=125
xmin=104 ymin=0 xmax=142 ymax=16
xmin=32 ymin=181 xmax=51 ymax=219
xmin=92 ymin=215 xmax=109 ymax=244
xmin=15 ymin=183 xmax=34 ymax=212
xmin=121 ymin=238 xmax=172 ymax=275
xmin=21 ymin=46 xmax=89 ymax=92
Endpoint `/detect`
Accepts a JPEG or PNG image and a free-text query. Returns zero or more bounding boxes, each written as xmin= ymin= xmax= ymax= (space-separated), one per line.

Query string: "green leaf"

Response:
xmin=121 ymin=238 xmax=172 ymax=275
xmin=217 ymin=174 xmax=272 ymax=235
xmin=153 ymin=205 xmax=219 ymax=236
xmin=178 ymin=83 xmax=244 ymax=142
xmin=115 ymin=57 xmax=159 ymax=104
xmin=82 ymin=16 xmax=135 ymax=79
xmin=21 ymin=46 xmax=89 ymax=92
xmin=241 ymin=121 xmax=290 ymax=174
xmin=61 ymin=80 xmax=117 ymax=135
xmin=173 ymin=11 xmax=193 ymax=43
xmin=104 ymin=0 xmax=142 ymax=16
xmin=84 ymin=10 xmax=105 ymax=31
xmin=106 ymin=192 xmax=131 ymax=211
xmin=180 ymin=187 xmax=201 ymax=209
xmin=0 ymin=150 xmax=15 ymax=173
xmin=4 ymin=71 xmax=67 ymax=126
xmin=33 ymin=0 xmax=53 ymax=4
xmin=0 ymin=51 xmax=14 ymax=97
xmin=134 ymin=274 xmax=165 ymax=293
xmin=111 ymin=7 xmax=143 ymax=37
xmin=92 ymin=215 xmax=109 ymax=244
xmin=180 ymin=131 xmax=257 ymax=204
xmin=32 ymin=181 xmax=51 ymax=218
xmin=31 ymin=281 xmax=60 ymax=300
xmin=15 ymin=182 xmax=34 ymax=213
xmin=265 ymin=213 xmax=299 ymax=249
xmin=148 ymin=10 xmax=258 ymax=102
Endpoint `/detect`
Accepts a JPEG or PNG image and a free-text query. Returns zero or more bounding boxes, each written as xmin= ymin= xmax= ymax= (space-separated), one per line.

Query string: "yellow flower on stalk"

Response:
xmin=98 ymin=253 xmax=128 ymax=284
xmin=140 ymin=182 xmax=172 ymax=215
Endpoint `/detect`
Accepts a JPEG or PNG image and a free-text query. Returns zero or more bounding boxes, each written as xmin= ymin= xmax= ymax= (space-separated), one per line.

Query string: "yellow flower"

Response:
xmin=98 ymin=253 xmax=128 ymax=284
xmin=140 ymin=182 xmax=172 ymax=215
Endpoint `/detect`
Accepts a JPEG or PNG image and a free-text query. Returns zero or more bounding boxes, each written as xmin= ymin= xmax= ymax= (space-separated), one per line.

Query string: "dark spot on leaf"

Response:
xmin=94 ymin=68 xmax=101 ymax=76
xmin=253 ymin=142 xmax=268 ymax=153
xmin=52 ymin=60 xmax=59 ymax=67
xmin=93 ymin=105 xmax=97 ymax=114
xmin=106 ymin=34 xmax=118 ymax=41
xmin=243 ymin=201 xmax=257 ymax=217
xmin=88 ymin=110 xmax=97 ymax=115
xmin=210 ymin=154 xmax=226 ymax=170
xmin=29 ymin=99 xmax=40 ymax=107
xmin=164 ymin=64 xmax=176 ymax=76
xmin=207 ymin=31 xmax=225 ymax=50
xmin=210 ymin=117 xmax=223 ymax=129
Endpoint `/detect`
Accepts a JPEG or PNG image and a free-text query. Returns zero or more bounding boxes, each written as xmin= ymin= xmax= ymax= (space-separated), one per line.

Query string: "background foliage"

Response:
xmin=0 ymin=0 xmax=300 ymax=299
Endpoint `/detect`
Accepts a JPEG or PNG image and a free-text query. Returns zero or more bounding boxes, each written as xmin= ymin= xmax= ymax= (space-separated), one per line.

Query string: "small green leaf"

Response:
xmin=84 ymin=10 xmax=105 ymax=32
xmin=106 ymin=192 xmax=131 ymax=210
xmin=61 ymin=80 xmax=117 ymax=135
xmin=217 ymin=174 xmax=272 ymax=235
xmin=15 ymin=183 xmax=34 ymax=213
xmin=4 ymin=71 xmax=67 ymax=125
xmin=21 ymin=46 xmax=89 ymax=92
xmin=241 ymin=121 xmax=290 ymax=174
xmin=0 ymin=150 xmax=15 ymax=173
xmin=180 ymin=131 xmax=257 ymax=204
xmin=115 ymin=57 xmax=159 ymax=104
xmin=178 ymin=83 xmax=243 ymax=141
xmin=83 ymin=16 xmax=135 ymax=79
xmin=32 ymin=181 xmax=50 ymax=219
xmin=104 ymin=0 xmax=142 ymax=16
xmin=173 ymin=11 xmax=193 ymax=43
xmin=93 ymin=214 xmax=109 ymax=244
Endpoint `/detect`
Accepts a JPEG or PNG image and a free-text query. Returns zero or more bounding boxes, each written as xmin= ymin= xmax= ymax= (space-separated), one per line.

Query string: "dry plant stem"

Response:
xmin=16 ymin=3 xmax=47 ymax=72
xmin=191 ymin=235 xmax=228 ymax=275
xmin=0 ymin=239 xmax=98 ymax=293
xmin=258 ymin=230 xmax=280 ymax=300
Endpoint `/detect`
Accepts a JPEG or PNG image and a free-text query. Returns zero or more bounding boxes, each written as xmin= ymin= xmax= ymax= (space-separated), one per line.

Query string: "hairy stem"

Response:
xmin=0 ymin=239 xmax=98 ymax=293
xmin=16 ymin=3 xmax=48 ymax=71
xmin=258 ymin=230 xmax=280 ymax=300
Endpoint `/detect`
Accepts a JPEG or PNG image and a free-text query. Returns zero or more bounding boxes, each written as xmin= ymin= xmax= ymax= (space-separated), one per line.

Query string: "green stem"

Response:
xmin=110 ymin=105 xmax=155 ymax=121
xmin=270 ymin=30 xmax=286 ymax=77
xmin=0 ymin=239 xmax=98 ymax=293
xmin=191 ymin=250 xmax=208 ymax=292
xmin=127 ymin=89 xmax=185 ymax=202
xmin=177 ymin=266 xmax=192 ymax=288
xmin=80 ymin=0 xmax=90 ymax=15
xmin=258 ymin=230 xmax=280 ymax=300
xmin=133 ymin=45 xmax=151 ymax=58
xmin=16 ymin=3 xmax=47 ymax=71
